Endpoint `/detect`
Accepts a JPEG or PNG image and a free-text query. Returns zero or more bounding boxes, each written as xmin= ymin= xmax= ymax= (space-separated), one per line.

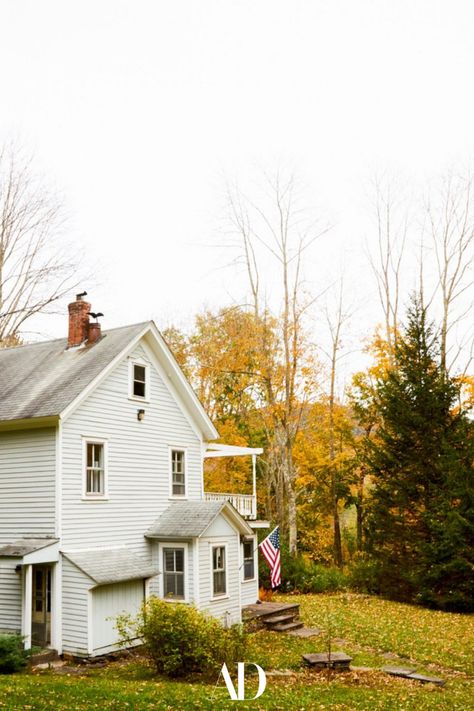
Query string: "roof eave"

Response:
xmin=201 ymin=501 xmax=254 ymax=537
xmin=0 ymin=415 xmax=59 ymax=432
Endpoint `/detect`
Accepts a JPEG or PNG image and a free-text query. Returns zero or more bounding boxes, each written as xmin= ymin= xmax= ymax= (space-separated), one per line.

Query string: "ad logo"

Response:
xmin=220 ymin=662 xmax=267 ymax=701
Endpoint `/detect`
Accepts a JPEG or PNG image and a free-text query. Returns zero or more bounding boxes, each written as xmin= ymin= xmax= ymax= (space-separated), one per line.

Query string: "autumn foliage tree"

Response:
xmin=163 ymin=307 xmax=271 ymax=497
xmin=226 ymin=169 xmax=328 ymax=554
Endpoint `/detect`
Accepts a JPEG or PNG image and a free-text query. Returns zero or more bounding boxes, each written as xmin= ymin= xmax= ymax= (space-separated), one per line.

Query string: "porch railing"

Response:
xmin=204 ymin=491 xmax=257 ymax=519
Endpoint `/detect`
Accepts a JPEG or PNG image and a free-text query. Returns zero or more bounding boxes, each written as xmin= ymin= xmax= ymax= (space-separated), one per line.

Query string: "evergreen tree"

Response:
xmin=364 ymin=295 xmax=474 ymax=611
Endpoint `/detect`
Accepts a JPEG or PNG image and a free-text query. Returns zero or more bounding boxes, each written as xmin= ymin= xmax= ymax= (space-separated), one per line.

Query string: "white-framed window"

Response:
xmin=170 ymin=448 xmax=186 ymax=498
xmin=159 ymin=542 xmax=188 ymax=602
xmin=211 ymin=544 xmax=227 ymax=598
xmin=83 ymin=439 xmax=108 ymax=498
xmin=242 ymin=540 xmax=255 ymax=581
xmin=129 ymin=359 xmax=149 ymax=400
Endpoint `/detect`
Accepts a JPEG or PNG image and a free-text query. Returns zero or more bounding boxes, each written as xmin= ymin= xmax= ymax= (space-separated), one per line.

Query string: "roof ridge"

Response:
xmin=0 ymin=320 xmax=152 ymax=353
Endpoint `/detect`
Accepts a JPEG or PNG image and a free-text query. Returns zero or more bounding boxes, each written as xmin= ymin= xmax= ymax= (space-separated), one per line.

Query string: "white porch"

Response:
xmin=203 ymin=443 xmax=263 ymax=520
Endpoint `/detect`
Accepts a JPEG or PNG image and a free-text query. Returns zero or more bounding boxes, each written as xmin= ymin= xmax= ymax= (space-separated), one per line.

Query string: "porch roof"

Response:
xmin=63 ymin=548 xmax=159 ymax=585
xmin=0 ymin=538 xmax=59 ymax=557
xmin=145 ymin=500 xmax=254 ymax=538
xmin=204 ymin=443 xmax=263 ymax=458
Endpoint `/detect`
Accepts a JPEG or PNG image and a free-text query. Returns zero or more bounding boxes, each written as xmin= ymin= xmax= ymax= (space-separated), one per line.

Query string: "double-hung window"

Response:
xmin=163 ymin=547 xmax=185 ymax=599
xmin=243 ymin=541 xmax=255 ymax=580
xmin=212 ymin=545 xmax=227 ymax=597
xmin=129 ymin=360 xmax=149 ymax=400
xmin=171 ymin=449 xmax=186 ymax=497
xmin=85 ymin=441 xmax=106 ymax=497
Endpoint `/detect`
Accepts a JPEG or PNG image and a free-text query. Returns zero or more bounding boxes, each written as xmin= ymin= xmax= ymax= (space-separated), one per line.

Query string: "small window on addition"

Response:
xmin=133 ymin=364 xmax=147 ymax=398
xmin=243 ymin=541 xmax=255 ymax=580
xmin=86 ymin=442 xmax=105 ymax=496
xmin=163 ymin=547 xmax=185 ymax=599
xmin=212 ymin=545 xmax=226 ymax=596
xmin=171 ymin=450 xmax=186 ymax=497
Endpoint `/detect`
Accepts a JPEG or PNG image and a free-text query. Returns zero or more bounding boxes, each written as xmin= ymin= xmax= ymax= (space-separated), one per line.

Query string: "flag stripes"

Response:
xmin=259 ymin=526 xmax=281 ymax=588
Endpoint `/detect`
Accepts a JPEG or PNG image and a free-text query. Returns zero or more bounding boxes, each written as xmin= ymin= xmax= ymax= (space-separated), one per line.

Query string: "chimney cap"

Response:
xmin=76 ymin=291 xmax=88 ymax=300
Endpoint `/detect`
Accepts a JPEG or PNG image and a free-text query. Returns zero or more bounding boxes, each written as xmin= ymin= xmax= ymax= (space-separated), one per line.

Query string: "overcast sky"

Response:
xmin=2 ymin=0 xmax=474 ymax=375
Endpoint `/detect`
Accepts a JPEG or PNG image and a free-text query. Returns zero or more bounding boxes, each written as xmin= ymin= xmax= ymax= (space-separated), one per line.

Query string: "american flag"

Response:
xmin=259 ymin=526 xmax=281 ymax=589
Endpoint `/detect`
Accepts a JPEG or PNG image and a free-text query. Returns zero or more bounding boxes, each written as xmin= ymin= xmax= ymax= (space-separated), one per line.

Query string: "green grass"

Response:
xmin=0 ymin=593 xmax=472 ymax=710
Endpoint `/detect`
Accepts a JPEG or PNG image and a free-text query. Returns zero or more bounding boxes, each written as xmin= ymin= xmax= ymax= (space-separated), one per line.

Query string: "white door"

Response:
xmin=92 ymin=579 xmax=144 ymax=653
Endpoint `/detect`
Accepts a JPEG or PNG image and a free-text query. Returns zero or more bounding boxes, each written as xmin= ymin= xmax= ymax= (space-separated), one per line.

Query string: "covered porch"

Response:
xmin=0 ymin=538 xmax=60 ymax=651
xmin=203 ymin=443 xmax=263 ymax=520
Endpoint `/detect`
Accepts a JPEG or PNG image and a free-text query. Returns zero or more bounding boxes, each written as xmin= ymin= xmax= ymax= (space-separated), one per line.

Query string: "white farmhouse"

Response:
xmin=0 ymin=295 xmax=266 ymax=657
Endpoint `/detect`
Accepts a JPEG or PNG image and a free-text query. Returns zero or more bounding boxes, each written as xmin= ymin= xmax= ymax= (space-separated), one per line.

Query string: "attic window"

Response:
xmin=129 ymin=360 xmax=149 ymax=400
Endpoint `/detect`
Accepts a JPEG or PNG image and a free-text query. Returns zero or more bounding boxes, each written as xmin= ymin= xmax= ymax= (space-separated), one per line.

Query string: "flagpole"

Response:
xmin=237 ymin=525 xmax=279 ymax=571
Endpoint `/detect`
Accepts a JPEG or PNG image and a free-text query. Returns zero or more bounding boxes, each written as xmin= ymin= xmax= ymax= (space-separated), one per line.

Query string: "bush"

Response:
xmin=116 ymin=597 xmax=248 ymax=678
xmin=274 ymin=553 xmax=349 ymax=594
xmin=347 ymin=556 xmax=381 ymax=595
xmin=0 ymin=634 xmax=29 ymax=674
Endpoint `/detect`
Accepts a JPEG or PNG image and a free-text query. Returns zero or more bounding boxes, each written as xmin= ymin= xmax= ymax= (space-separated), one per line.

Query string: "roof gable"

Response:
xmin=145 ymin=500 xmax=254 ymax=538
xmin=0 ymin=321 xmax=218 ymax=440
xmin=0 ymin=323 xmax=146 ymax=423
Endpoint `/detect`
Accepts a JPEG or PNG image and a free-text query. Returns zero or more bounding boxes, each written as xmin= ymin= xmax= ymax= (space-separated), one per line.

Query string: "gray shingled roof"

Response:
xmin=0 ymin=538 xmax=59 ymax=557
xmin=0 ymin=322 xmax=148 ymax=422
xmin=145 ymin=501 xmax=227 ymax=538
xmin=63 ymin=548 xmax=159 ymax=585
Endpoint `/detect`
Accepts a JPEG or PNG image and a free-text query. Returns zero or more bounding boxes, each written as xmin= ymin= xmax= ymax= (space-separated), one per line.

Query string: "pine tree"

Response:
xmin=364 ymin=295 xmax=474 ymax=611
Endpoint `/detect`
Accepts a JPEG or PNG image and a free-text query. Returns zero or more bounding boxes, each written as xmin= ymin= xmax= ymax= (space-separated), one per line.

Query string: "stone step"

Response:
xmin=30 ymin=649 xmax=59 ymax=666
xmin=272 ymin=621 xmax=304 ymax=632
xmin=287 ymin=626 xmax=321 ymax=638
xmin=303 ymin=652 xmax=352 ymax=670
xmin=264 ymin=614 xmax=297 ymax=627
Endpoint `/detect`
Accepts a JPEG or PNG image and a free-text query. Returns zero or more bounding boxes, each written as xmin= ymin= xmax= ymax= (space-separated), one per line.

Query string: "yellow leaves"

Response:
xmin=204 ymin=420 xmax=253 ymax=493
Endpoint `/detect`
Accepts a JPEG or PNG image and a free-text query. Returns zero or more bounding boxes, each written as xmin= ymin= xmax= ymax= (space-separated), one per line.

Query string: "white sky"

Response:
xmin=2 ymin=0 xmax=474 ymax=377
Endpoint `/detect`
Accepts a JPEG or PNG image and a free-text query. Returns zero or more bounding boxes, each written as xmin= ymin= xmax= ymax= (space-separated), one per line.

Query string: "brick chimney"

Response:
xmin=67 ymin=293 xmax=91 ymax=347
xmin=87 ymin=321 xmax=102 ymax=345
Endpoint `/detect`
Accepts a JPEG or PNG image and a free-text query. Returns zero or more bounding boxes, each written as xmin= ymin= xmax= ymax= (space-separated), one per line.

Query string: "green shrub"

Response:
xmin=276 ymin=553 xmax=349 ymax=594
xmin=347 ymin=556 xmax=382 ymax=594
xmin=0 ymin=634 xmax=29 ymax=674
xmin=116 ymin=597 xmax=248 ymax=678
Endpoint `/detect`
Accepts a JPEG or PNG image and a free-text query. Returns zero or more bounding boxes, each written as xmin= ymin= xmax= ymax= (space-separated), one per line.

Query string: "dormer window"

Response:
xmin=129 ymin=359 xmax=149 ymax=400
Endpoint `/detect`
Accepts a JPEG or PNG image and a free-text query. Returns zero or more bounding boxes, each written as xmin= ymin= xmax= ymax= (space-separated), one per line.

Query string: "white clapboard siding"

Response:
xmin=240 ymin=578 xmax=259 ymax=606
xmin=198 ymin=534 xmax=241 ymax=625
xmin=0 ymin=428 xmax=56 ymax=544
xmin=61 ymin=555 xmax=92 ymax=656
xmin=240 ymin=534 xmax=259 ymax=606
xmin=61 ymin=343 xmax=203 ymax=553
xmin=0 ymin=558 xmax=22 ymax=633
xmin=92 ymin=580 xmax=144 ymax=654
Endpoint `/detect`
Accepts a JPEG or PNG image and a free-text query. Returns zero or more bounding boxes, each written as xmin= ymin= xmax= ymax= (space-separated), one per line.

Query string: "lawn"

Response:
xmin=0 ymin=593 xmax=472 ymax=710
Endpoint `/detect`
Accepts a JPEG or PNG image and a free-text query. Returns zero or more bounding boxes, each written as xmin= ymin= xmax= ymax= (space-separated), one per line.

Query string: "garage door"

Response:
xmin=92 ymin=579 xmax=144 ymax=652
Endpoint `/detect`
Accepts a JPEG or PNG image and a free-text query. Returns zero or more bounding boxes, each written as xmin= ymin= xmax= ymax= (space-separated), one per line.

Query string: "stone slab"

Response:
xmin=303 ymin=652 xmax=352 ymax=669
xmin=273 ymin=621 xmax=304 ymax=632
xmin=406 ymin=672 xmax=445 ymax=686
xmin=382 ymin=666 xmax=417 ymax=678
xmin=288 ymin=626 xmax=321 ymax=638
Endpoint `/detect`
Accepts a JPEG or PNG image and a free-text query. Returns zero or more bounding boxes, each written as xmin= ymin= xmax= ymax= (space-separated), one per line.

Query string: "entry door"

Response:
xmin=31 ymin=565 xmax=52 ymax=647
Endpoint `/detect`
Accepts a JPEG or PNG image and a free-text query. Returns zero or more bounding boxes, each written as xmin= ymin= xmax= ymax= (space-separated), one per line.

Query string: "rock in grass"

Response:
xmin=303 ymin=652 xmax=352 ymax=670
xmin=406 ymin=672 xmax=445 ymax=686
xmin=382 ymin=666 xmax=417 ymax=677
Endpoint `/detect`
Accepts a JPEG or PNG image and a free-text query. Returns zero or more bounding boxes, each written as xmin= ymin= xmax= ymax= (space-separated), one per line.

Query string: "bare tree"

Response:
xmin=368 ymin=174 xmax=410 ymax=360
xmin=226 ymin=169 xmax=329 ymax=555
xmin=323 ymin=282 xmax=351 ymax=566
xmin=426 ymin=170 xmax=474 ymax=374
xmin=0 ymin=143 xmax=80 ymax=343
